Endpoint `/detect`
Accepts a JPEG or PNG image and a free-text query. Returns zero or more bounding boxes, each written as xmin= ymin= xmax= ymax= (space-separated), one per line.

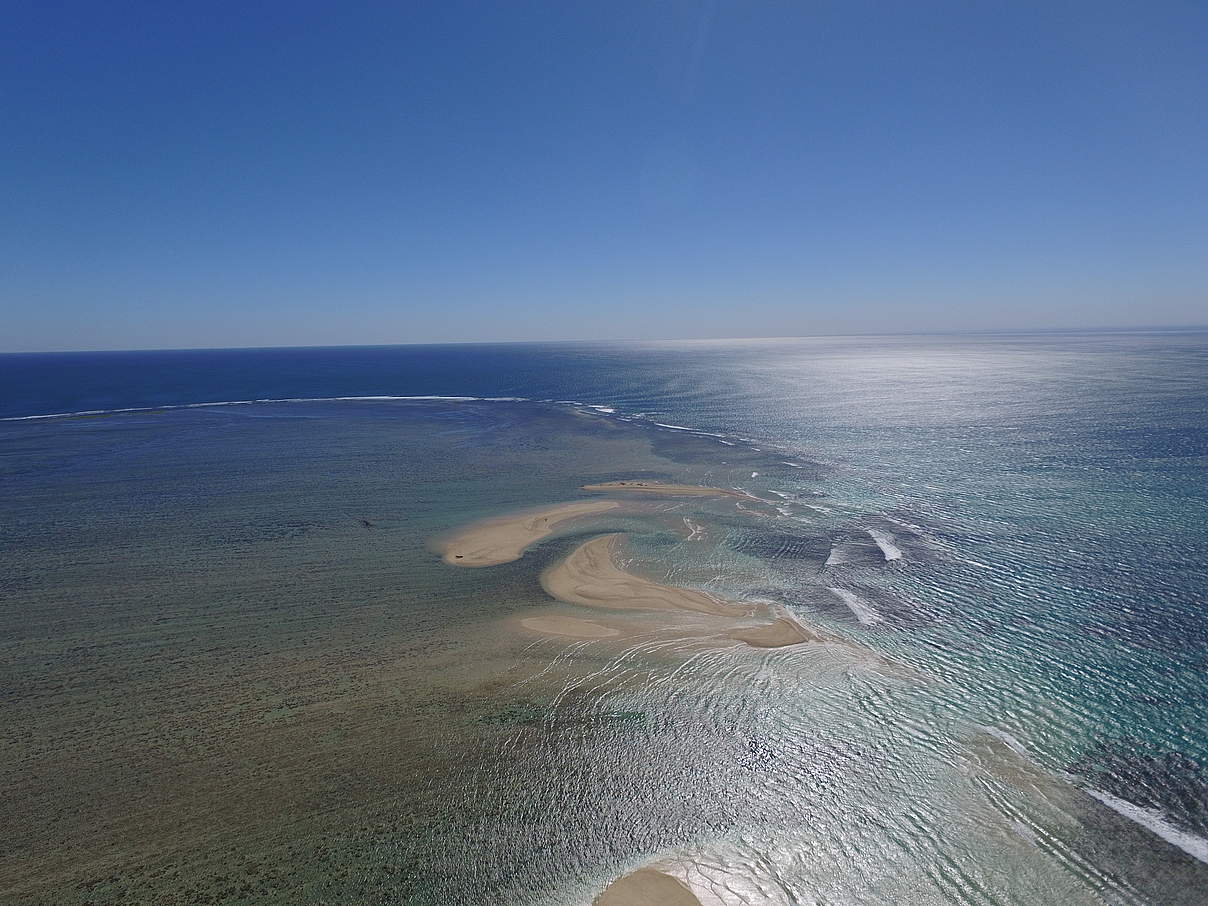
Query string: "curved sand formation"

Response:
xmin=542 ymin=534 xmax=822 ymax=649
xmin=439 ymin=500 xmax=620 ymax=567
xmin=542 ymin=534 xmax=744 ymax=617
xmin=593 ymin=868 xmax=702 ymax=906
xmin=731 ymin=616 xmax=821 ymax=648
xmin=582 ymin=480 xmax=751 ymax=499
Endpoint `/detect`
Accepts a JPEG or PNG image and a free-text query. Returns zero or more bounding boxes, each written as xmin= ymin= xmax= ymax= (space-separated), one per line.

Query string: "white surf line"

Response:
xmin=979 ymin=725 xmax=1208 ymax=869
xmin=735 ymin=502 xmax=771 ymax=519
xmin=824 ymin=544 xmax=849 ymax=567
xmin=981 ymin=725 xmax=1032 ymax=757
xmin=827 ymin=587 xmax=883 ymax=626
xmin=882 ymin=513 xmax=943 ymax=546
xmin=1084 ymin=788 xmax=1208 ymax=864
xmin=867 ymin=528 xmax=903 ymax=561
xmin=0 ymin=394 xmax=534 ymax=422
xmin=976 ymin=780 xmax=1147 ymax=906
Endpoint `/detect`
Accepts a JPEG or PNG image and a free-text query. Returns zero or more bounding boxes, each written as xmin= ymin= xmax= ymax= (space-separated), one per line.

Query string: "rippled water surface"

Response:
xmin=2 ymin=331 xmax=1206 ymax=904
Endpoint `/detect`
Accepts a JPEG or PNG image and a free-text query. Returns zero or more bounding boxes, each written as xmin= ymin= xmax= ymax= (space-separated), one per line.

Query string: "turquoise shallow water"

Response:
xmin=1 ymin=332 xmax=1206 ymax=904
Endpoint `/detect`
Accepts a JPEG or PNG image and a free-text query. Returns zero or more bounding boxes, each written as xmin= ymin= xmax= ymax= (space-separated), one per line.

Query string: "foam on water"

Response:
xmin=1084 ymin=787 xmax=1208 ymax=864
xmin=0 ymin=394 xmax=533 ymax=421
xmin=867 ymin=528 xmax=903 ymax=561
xmin=981 ymin=725 xmax=1032 ymax=757
xmin=824 ymin=545 xmax=849 ymax=566
xmin=827 ymin=587 xmax=883 ymax=626
xmin=977 ymin=726 xmax=1208 ymax=866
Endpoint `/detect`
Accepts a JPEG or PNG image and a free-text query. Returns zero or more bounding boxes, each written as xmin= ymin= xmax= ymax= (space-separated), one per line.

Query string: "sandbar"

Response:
xmin=519 ymin=615 xmax=619 ymax=639
xmin=439 ymin=500 xmax=620 ymax=567
xmin=593 ymin=869 xmax=702 ymax=906
xmin=582 ymin=480 xmax=749 ymax=498
xmin=541 ymin=534 xmax=743 ymax=616
xmin=731 ymin=616 xmax=823 ymax=648
xmin=542 ymin=534 xmax=824 ymax=650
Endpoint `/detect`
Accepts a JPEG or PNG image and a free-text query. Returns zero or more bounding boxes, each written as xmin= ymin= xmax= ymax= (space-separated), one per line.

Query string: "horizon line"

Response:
xmin=4 ymin=323 xmax=1208 ymax=356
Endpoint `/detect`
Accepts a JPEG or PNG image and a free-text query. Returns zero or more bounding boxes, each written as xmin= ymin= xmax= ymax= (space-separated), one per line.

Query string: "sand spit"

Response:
xmin=582 ymin=480 xmax=750 ymax=499
xmin=542 ymin=534 xmax=825 ymax=650
xmin=731 ymin=616 xmax=822 ymax=648
xmin=439 ymin=500 xmax=620 ymax=567
xmin=542 ymin=534 xmax=743 ymax=617
xmin=519 ymin=615 xmax=619 ymax=639
xmin=593 ymin=868 xmax=702 ymax=906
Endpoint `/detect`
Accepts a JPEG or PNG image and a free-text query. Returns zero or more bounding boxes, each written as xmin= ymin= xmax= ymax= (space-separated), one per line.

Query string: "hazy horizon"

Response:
xmin=3 ymin=322 xmax=1208 ymax=356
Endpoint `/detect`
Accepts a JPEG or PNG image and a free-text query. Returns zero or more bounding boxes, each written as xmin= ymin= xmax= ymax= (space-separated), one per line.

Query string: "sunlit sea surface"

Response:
xmin=2 ymin=331 xmax=1206 ymax=905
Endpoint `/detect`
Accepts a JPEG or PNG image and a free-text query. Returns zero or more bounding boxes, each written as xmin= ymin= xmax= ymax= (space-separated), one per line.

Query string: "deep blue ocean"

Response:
xmin=2 ymin=330 xmax=1207 ymax=905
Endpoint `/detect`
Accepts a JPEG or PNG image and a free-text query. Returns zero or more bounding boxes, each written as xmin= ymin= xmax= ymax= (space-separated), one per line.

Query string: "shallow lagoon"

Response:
xmin=2 ymin=337 xmax=1207 ymax=905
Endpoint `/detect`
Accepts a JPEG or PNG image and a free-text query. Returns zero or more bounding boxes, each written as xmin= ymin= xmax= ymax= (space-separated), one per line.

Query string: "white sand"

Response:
xmin=439 ymin=500 xmax=620 ymax=567
xmin=593 ymin=868 xmax=702 ymax=906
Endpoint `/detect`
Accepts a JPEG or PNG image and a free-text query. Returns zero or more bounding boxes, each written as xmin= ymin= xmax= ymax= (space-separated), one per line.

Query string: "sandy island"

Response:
xmin=593 ymin=868 xmax=701 ymax=906
xmin=439 ymin=500 xmax=620 ymax=567
xmin=731 ymin=615 xmax=822 ymax=648
xmin=582 ymin=480 xmax=751 ymax=499
xmin=519 ymin=614 xmax=619 ymax=639
xmin=541 ymin=534 xmax=824 ymax=650
xmin=542 ymin=534 xmax=744 ymax=616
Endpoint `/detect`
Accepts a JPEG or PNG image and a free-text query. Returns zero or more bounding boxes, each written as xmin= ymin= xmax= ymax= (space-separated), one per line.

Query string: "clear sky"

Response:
xmin=3 ymin=1 xmax=1206 ymax=351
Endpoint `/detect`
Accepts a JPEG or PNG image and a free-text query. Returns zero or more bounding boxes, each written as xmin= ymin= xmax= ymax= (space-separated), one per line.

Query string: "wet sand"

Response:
xmin=542 ymin=534 xmax=744 ymax=616
xmin=541 ymin=534 xmax=824 ymax=650
xmin=593 ymin=868 xmax=702 ymax=906
xmin=732 ymin=615 xmax=822 ymax=648
xmin=439 ymin=500 xmax=620 ymax=567
xmin=520 ymin=614 xmax=620 ymax=639
xmin=582 ymin=480 xmax=751 ymax=499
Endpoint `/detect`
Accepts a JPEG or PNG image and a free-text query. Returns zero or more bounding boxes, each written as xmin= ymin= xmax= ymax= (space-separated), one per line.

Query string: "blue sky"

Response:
xmin=3 ymin=1 xmax=1206 ymax=350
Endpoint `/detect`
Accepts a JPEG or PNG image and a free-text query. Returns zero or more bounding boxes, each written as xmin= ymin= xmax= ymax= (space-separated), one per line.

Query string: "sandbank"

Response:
xmin=543 ymin=534 xmax=824 ymax=650
xmin=439 ymin=500 xmax=620 ymax=567
xmin=541 ymin=534 xmax=743 ymax=616
xmin=593 ymin=868 xmax=702 ymax=906
xmin=731 ymin=616 xmax=822 ymax=648
xmin=582 ymin=480 xmax=749 ymax=499
xmin=519 ymin=615 xmax=619 ymax=639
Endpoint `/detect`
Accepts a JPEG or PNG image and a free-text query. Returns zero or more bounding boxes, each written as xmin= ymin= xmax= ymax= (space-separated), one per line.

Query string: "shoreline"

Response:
xmin=437 ymin=500 xmax=620 ymax=567
xmin=541 ymin=534 xmax=744 ymax=617
xmin=541 ymin=533 xmax=820 ymax=650
xmin=593 ymin=868 xmax=702 ymax=906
